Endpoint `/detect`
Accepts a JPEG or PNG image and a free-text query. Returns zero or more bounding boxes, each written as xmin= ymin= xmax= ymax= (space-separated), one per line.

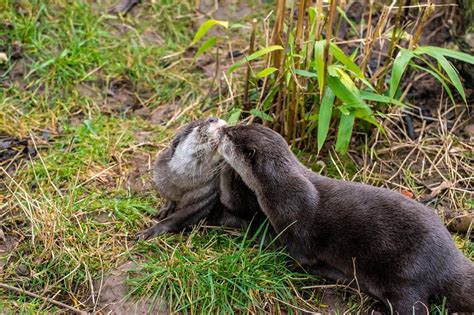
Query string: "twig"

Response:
xmin=0 ymin=283 xmax=87 ymax=314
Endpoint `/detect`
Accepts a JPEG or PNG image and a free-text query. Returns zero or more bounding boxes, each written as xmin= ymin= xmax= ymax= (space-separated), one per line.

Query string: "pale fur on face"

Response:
xmin=169 ymin=119 xmax=227 ymax=178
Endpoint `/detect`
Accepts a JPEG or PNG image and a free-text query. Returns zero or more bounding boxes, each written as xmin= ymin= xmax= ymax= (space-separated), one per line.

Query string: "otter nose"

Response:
xmin=208 ymin=117 xmax=219 ymax=123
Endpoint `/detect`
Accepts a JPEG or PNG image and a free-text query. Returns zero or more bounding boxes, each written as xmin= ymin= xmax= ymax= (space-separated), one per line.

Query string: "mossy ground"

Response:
xmin=0 ymin=1 xmax=472 ymax=314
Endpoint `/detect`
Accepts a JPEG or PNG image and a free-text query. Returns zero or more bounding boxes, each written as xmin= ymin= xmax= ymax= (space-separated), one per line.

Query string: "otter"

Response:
xmin=214 ymin=123 xmax=474 ymax=314
xmin=139 ymin=118 xmax=266 ymax=240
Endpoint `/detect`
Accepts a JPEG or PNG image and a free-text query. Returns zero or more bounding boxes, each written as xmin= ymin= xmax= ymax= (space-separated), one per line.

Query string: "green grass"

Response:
xmin=0 ymin=1 xmax=472 ymax=314
xmin=128 ymin=229 xmax=322 ymax=314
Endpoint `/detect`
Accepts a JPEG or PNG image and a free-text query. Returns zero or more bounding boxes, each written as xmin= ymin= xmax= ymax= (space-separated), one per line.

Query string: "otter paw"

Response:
xmin=154 ymin=209 xmax=171 ymax=220
xmin=137 ymin=224 xmax=169 ymax=241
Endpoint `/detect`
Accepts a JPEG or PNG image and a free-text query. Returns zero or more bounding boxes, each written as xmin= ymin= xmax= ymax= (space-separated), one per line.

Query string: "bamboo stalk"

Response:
xmin=243 ymin=19 xmax=258 ymax=112
xmin=270 ymin=0 xmax=286 ymax=132
xmin=322 ymin=0 xmax=338 ymax=100
xmin=287 ymin=0 xmax=307 ymax=142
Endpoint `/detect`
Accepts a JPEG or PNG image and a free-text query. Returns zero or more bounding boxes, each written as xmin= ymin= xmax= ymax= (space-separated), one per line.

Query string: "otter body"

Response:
xmin=216 ymin=124 xmax=474 ymax=314
xmin=140 ymin=118 xmax=264 ymax=240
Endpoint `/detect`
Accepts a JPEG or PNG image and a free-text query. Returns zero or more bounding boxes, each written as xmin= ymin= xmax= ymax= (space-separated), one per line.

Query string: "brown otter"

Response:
xmin=214 ymin=123 xmax=474 ymax=314
xmin=139 ymin=118 xmax=266 ymax=240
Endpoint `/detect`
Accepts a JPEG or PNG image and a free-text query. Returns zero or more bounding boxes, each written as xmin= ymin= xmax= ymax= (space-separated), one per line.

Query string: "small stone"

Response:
xmin=465 ymin=33 xmax=474 ymax=49
xmin=16 ymin=264 xmax=30 ymax=277
xmin=0 ymin=52 xmax=7 ymax=64
xmin=464 ymin=124 xmax=474 ymax=138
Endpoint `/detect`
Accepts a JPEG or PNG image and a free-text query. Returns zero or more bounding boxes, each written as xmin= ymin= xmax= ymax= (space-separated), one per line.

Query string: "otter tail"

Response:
xmin=443 ymin=260 xmax=474 ymax=313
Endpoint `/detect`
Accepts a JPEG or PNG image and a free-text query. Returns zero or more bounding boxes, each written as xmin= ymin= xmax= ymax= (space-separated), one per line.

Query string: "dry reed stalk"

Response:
xmin=314 ymin=0 xmax=325 ymax=41
xmin=361 ymin=5 xmax=391 ymax=85
xmin=377 ymin=0 xmax=405 ymax=91
xmin=409 ymin=1 xmax=434 ymax=49
xmin=359 ymin=0 xmax=373 ymax=75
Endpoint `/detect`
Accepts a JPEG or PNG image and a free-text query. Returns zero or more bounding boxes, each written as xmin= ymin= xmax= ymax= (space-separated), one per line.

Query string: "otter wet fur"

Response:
xmin=215 ymin=124 xmax=474 ymax=314
xmin=139 ymin=118 xmax=264 ymax=240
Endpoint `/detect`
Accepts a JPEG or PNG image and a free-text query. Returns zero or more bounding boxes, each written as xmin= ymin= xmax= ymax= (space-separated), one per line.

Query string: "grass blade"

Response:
xmin=327 ymin=66 xmax=368 ymax=109
xmin=227 ymin=45 xmax=283 ymax=74
xmin=193 ymin=37 xmax=217 ymax=61
xmin=294 ymin=69 xmax=317 ymax=78
xmin=417 ymin=47 xmax=466 ymax=103
xmin=314 ymin=40 xmax=325 ymax=96
xmin=250 ymin=108 xmax=273 ymax=122
xmin=329 ymin=43 xmax=364 ymax=78
xmin=390 ymin=48 xmax=415 ymax=99
xmin=360 ymin=90 xmax=405 ymax=107
xmin=191 ymin=20 xmax=229 ymax=45
xmin=227 ymin=108 xmax=242 ymax=125
xmin=410 ymin=63 xmax=455 ymax=105
xmin=317 ymin=87 xmax=335 ymax=152
xmin=335 ymin=111 xmax=355 ymax=154
xmin=256 ymin=67 xmax=278 ymax=78
xmin=417 ymin=46 xmax=474 ymax=64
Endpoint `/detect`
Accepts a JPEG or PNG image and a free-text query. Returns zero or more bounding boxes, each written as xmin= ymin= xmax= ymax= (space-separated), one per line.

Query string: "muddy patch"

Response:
xmin=197 ymin=0 xmax=253 ymax=25
xmin=103 ymin=76 xmax=141 ymax=114
xmin=94 ymin=262 xmax=168 ymax=314
xmin=0 ymin=135 xmax=36 ymax=178
xmin=133 ymin=103 xmax=179 ymax=125
xmin=316 ymin=289 xmax=352 ymax=314
xmin=0 ymin=228 xmax=20 ymax=270
xmin=125 ymin=152 xmax=155 ymax=193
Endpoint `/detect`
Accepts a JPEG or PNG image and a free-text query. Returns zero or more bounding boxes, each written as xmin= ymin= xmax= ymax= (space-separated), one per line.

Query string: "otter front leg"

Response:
xmin=139 ymin=193 xmax=218 ymax=240
xmin=154 ymin=199 xmax=176 ymax=220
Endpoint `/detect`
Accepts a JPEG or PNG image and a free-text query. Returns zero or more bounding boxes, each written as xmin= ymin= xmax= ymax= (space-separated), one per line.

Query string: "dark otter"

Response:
xmin=139 ymin=118 xmax=266 ymax=240
xmin=215 ymin=124 xmax=474 ymax=314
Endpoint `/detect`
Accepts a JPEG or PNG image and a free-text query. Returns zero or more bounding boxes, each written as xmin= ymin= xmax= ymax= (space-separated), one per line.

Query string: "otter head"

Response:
xmin=215 ymin=124 xmax=294 ymax=193
xmin=168 ymin=117 xmax=227 ymax=177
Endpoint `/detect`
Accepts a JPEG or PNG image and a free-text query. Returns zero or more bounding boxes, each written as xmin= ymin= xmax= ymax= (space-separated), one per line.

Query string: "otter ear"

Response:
xmin=244 ymin=147 xmax=256 ymax=160
xmin=170 ymin=136 xmax=181 ymax=152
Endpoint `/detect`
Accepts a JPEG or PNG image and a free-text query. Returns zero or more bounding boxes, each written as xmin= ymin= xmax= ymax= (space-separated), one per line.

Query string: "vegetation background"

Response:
xmin=0 ymin=0 xmax=472 ymax=313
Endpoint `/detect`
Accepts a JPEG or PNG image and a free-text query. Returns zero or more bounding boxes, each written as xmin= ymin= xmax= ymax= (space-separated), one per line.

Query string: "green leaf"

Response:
xmin=360 ymin=90 xmax=406 ymax=107
xmin=193 ymin=37 xmax=217 ymax=60
xmin=250 ymin=108 xmax=273 ymax=122
xmin=262 ymin=87 xmax=279 ymax=110
xmin=354 ymin=108 xmax=382 ymax=130
xmin=329 ymin=43 xmax=364 ymax=78
xmin=327 ymin=66 xmax=365 ymax=107
xmin=416 ymin=46 xmax=474 ymax=64
xmin=256 ymin=67 xmax=278 ymax=78
xmin=410 ymin=63 xmax=455 ymax=105
xmin=294 ymin=69 xmax=317 ymax=78
xmin=390 ymin=49 xmax=415 ymax=99
xmin=227 ymin=45 xmax=284 ymax=74
xmin=317 ymin=87 xmax=335 ymax=152
xmin=336 ymin=7 xmax=360 ymax=37
xmin=314 ymin=40 xmax=325 ymax=96
xmin=335 ymin=111 xmax=355 ymax=154
xmin=229 ymin=23 xmax=251 ymax=30
xmin=417 ymin=47 xmax=466 ymax=103
xmin=227 ymin=108 xmax=241 ymax=126
xmin=339 ymin=105 xmax=350 ymax=115
xmin=191 ymin=20 xmax=228 ymax=45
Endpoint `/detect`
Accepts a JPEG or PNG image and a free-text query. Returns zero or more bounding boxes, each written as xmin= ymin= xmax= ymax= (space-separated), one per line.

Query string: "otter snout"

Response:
xmin=207 ymin=117 xmax=227 ymax=129
xmin=206 ymin=117 xmax=227 ymax=139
